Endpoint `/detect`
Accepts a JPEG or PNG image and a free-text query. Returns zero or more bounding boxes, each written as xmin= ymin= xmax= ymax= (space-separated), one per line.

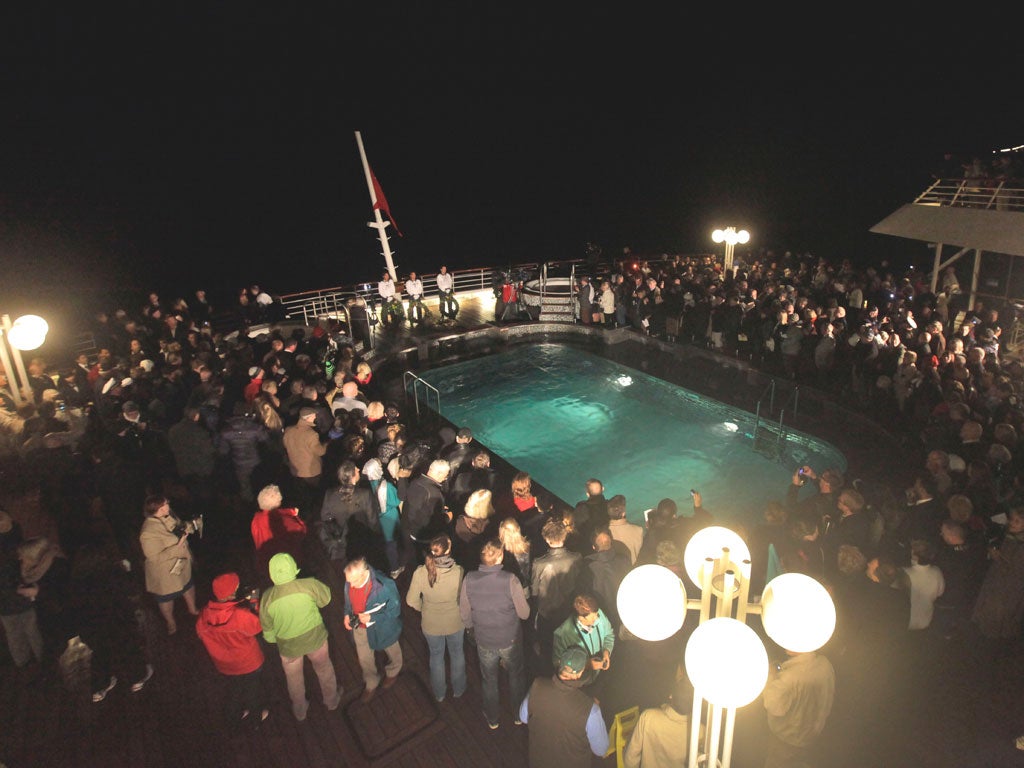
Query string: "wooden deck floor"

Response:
xmin=0 ymin=494 xmax=550 ymax=768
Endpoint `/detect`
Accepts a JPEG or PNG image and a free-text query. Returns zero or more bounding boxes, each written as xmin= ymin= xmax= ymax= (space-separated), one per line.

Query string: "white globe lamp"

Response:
xmin=616 ymin=564 xmax=687 ymax=641
xmin=683 ymin=525 xmax=751 ymax=589
xmin=7 ymin=315 xmax=49 ymax=351
xmin=684 ymin=617 xmax=769 ymax=708
xmin=761 ymin=573 xmax=836 ymax=653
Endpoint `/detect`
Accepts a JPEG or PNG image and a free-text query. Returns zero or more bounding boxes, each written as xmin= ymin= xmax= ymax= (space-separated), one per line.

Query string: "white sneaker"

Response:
xmin=130 ymin=664 xmax=154 ymax=693
xmin=92 ymin=676 xmax=117 ymax=702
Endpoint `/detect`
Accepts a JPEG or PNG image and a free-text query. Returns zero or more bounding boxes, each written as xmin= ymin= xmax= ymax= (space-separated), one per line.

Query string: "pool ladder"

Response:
xmin=404 ymin=371 xmax=441 ymax=419
xmin=753 ymin=381 xmax=799 ymax=459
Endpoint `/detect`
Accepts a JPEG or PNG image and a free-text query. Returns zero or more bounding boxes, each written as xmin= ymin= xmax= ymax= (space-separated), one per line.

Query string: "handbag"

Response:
xmin=60 ymin=635 xmax=93 ymax=692
xmin=318 ymin=517 xmax=348 ymax=560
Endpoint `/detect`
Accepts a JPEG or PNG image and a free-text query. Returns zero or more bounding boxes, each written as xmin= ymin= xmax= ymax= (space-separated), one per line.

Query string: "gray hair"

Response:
xmin=257 ymin=484 xmax=283 ymax=510
xmin=427 ymin=459 xmax=451 ymax=482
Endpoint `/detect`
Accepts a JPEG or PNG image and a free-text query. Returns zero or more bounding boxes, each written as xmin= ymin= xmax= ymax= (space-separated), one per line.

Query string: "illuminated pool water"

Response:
xmin=413 ymin=343 xmax=847 ymax=527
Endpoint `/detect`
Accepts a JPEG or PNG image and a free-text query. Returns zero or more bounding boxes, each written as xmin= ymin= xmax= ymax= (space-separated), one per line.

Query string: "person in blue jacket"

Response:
xmin=343 ymin=556 xmax=403 ymax=702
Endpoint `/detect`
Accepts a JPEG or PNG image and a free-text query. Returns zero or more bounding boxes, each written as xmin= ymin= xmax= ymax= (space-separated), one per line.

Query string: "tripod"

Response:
xmin=1006 ymin=302 xmax=1024 ymax=353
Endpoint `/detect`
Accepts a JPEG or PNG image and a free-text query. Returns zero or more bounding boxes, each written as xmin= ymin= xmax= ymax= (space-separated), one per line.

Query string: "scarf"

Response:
xmin=514 ymin=496 xmax=537 ymax=512
xmin=431 ymin=554 xmax=455 ymax=571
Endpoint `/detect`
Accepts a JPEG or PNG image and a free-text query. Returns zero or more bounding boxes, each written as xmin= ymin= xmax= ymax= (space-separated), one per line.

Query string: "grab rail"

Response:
xmin=752 ymin=380 xmax=799 ymax=458
xmin=915 ymin=178 xmax=1024 ymax=211
xmin=403 ymin=370 xmax=441 ymax=419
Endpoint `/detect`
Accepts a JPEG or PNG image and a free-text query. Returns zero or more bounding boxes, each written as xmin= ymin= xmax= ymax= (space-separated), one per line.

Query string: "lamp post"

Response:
xmin=711 ymin=227 xmax=750 ymax=275
xmin=0 ymin=314 xmax=49 ymax=407
xmin=617 ymin=526 xmax=835 ymax=768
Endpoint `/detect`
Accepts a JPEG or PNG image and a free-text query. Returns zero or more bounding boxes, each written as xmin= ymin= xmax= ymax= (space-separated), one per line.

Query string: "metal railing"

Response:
xmin=403 ymin=370 xmax=441 ymax=419
xmin=277 ymin=264 xmax=543 ymax=324
xmin=752 ymin=380 xmax=799 ymax=459
xmin=915 ymin=178 xmax=1024 ymax=211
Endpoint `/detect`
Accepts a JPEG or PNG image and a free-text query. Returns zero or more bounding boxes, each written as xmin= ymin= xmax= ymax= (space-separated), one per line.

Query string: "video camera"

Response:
xmin=173 ymin=515 xmax=204 ymax=539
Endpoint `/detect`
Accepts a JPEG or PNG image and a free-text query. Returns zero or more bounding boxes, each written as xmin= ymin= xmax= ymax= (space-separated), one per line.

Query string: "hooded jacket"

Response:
xmin=259 ymin=553 xmax=332 ymax=658
xmin=196 ymin=598 xmax=264 ymax=675
xmin=343 ymin=566 xmax=402 ymax=651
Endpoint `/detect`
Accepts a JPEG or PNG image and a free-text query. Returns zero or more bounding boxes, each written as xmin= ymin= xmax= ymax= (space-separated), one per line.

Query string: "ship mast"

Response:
xmin=354 ymin=131 xmax=398 ymax=281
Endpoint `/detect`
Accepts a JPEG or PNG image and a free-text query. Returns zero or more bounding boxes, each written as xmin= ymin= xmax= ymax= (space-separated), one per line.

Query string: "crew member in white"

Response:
xmin=405 ymin=272 xmax=424 ymax=301
xmin=378 ymin=272 xmax=397 ymax=302
xmin=437 ymin=265 xmax=457 ymax=319
xmin=436 ymin=266 xmax=454 ymax=294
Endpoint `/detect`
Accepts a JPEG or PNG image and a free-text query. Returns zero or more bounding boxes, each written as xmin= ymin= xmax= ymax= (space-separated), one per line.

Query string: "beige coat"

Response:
xmin=283 ymin=420 xmax=327 ymax=478
xmin=405 ymin=562 xmax=465 ymax=636
xmin=140 ymin=514 xmax=193 ymax=597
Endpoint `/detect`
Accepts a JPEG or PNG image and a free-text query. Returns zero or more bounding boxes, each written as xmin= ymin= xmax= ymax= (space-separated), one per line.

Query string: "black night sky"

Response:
xmin=1 ymin=11 xmax=1020 ymax=339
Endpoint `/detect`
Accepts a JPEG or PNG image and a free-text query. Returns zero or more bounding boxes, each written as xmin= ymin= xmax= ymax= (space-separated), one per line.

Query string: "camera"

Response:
xmin=173 ymin=515 xmax=204 ymax=539
xmin=244 ymin=586 xmax=260 ymax=612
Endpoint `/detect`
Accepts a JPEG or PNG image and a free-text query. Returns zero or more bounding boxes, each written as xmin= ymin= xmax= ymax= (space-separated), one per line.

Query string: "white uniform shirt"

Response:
xmin=436 ymin=271 xmax=454 ymax=292
xmin=378 ymin=278 xmax=396 ymax=301
xmin=405 ymin=278 xmax=424 ymax=299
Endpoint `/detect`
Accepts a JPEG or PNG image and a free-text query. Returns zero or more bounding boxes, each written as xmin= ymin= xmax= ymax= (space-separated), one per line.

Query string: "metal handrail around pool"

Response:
xmin=403 ymin=370 xmax=441 ymax=419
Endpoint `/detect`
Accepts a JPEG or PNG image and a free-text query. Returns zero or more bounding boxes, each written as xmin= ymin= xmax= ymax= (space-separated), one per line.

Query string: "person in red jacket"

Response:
xmin=196 ymin=572 xmax=269 ymax=726
xmin=251 ymin=484 xmax=308 ymax=582
xmin=243 ymin=365 xmax=265 ymax=403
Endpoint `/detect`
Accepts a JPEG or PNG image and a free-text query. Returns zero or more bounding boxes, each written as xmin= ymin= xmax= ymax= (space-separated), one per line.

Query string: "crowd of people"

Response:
xmin=2 ymin=242 xmax=1024 ymax=765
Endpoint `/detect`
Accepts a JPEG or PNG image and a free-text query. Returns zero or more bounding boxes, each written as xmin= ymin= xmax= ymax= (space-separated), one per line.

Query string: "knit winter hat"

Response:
xmin=212 ymin=572 xmax=240 ymax=601
xmin=464 ymin=489 xmax=494 ymax=520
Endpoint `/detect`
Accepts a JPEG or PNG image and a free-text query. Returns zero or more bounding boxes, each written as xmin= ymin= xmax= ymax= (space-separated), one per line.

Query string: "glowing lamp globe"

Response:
xmin=7 ymin=315 xmax=49 ymax=350
xmin=712 ymin=229 xmax=726 ymax=244
xmin=761 ymin=573 xmax=836 ymax=653
xmin=737 ymin=229 xmax=750 ymax=244
xmin=685 ymin=617 xmax=769 ymax=708
xmin=683 ymin=526 xmax=751 ymax=589
xmin=617 ymin=564 xmax=686 ymax=641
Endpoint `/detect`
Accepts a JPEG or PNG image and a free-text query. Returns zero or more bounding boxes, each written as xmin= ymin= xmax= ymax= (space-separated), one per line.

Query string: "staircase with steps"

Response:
xmin=538 ymin=292 xmax=576 ymax=322
xmin=753 ymin=423 xmax=786 ymax=458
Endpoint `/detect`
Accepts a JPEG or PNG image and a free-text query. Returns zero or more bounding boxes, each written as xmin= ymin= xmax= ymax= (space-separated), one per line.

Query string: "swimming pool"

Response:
xmin=412 ymin=343 xmax=847 ymax=527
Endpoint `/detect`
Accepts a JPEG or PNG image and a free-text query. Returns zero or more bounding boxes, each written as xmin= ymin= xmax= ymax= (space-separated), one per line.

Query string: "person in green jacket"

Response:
xmin=551 ymin=593 xmax=615 ymax=690
xmin=260 ymin=553 xmax=342 ymax=721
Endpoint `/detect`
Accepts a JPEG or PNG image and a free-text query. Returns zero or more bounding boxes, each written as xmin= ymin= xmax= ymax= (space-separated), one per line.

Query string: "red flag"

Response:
xmin=370 ymin=167 xmax=403 ymax=237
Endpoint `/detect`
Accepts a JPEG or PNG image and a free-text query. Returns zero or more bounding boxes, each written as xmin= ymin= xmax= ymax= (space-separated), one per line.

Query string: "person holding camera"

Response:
xmin=550 ymin=593 xmax=614 ymax=690
xmin=196 ymin=572 xmax=269 ymax=726
xmin=139 ymin=494 xmax=198 ymax=635
xmin=343 ymin=556 xmax=404 ymax=703
xmin=786 ymin=465 xmax=844 ymax=525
